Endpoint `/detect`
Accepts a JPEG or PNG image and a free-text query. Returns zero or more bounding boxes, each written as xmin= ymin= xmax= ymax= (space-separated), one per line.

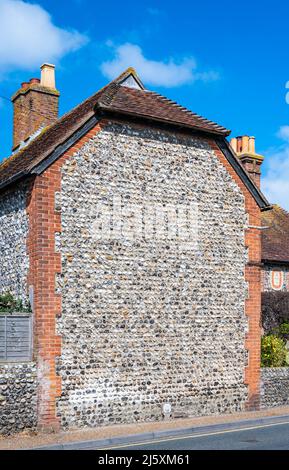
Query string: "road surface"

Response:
xmin=98 ymin=420 xmax=289 ymax=450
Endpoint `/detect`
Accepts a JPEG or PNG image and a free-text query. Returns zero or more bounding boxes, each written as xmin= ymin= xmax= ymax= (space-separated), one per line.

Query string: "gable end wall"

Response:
xmin=26 ymin=120 xmax=262 ymax=430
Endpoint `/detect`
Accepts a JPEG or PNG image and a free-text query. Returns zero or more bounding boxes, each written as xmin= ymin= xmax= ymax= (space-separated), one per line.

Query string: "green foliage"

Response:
xmin=261 ymin=335 xmax=287 ymax=367
xmin=262 ymin=294 xmax=289 ymax=367
xmin=277 ymin=322 xmax=289 ymax=338
xmin=0 ymin=292 xmax=31 ymax=314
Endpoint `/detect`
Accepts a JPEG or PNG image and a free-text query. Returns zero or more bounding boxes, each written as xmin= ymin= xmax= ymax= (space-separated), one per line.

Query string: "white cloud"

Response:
xmin=262 ymin=127 xmax=289 ymax=210
xmin=277 ymin=125 xmax=289 ymax=142
xmin=0 ymin=0 xmax=88 ymax=73
xmin=100 ymin=43 xmax=219 ymax=88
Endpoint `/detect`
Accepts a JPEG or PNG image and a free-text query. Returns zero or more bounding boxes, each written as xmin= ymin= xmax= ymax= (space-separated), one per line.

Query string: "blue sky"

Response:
xmin=0 ymin=0 xmax=289 ymax=207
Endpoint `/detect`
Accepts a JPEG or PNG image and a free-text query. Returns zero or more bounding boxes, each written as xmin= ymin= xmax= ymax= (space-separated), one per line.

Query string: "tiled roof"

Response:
xmin=0 ymin=86 xmax=106 ymax=188
xmin=0 ymin=68 xmax=230 ymax=190
xmin=97 ymin=84 xmax=230 ymax=136
xmin=262 ymin=205 xmax=289 ymax=264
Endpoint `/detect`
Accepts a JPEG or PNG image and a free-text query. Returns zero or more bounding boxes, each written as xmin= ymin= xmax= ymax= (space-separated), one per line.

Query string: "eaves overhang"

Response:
xmin=0 ymin=110 xmax=273 ymax=214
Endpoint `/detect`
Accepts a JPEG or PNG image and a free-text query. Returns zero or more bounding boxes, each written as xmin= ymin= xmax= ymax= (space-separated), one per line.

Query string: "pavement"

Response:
xmin=1 ymin=406 xmax=289 ymax=450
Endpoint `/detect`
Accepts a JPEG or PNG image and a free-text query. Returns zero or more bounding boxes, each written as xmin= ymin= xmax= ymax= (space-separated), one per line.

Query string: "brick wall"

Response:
xmin=210 ymin=141 xmax=262 ymax=410
xmin=25 ymin=123 xmax=103 ymax=430
xmin=26 ymin=171 xmax=62 ymax=431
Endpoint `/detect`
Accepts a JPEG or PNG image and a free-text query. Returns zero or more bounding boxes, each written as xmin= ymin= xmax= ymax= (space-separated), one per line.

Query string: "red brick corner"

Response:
xmin=209 ymin=140 xmax=262 ymax=410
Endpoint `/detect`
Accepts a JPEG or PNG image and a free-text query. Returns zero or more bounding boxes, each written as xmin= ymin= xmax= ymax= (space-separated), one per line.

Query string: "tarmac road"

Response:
xmin=101 ymin=420 xmax=289 ymax=450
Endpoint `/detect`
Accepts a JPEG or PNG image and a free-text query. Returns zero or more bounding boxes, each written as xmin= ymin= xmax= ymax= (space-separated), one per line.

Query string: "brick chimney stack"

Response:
xmin=11 ymin=64 xmax=60 ymax=151
xmin=230 ymin=135 xmax=264 ymax=188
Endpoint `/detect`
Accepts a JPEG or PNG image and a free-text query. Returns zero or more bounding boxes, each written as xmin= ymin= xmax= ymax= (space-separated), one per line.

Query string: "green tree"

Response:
xmin=261 ymin=335 xmax=287 ymax=367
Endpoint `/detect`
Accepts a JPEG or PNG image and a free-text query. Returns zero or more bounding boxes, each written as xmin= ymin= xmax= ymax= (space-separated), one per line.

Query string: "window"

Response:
xmin=0 ymin=315 xmax=32 ymax=362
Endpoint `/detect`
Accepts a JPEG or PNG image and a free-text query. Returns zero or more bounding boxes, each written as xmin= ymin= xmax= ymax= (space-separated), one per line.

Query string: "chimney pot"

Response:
xmin=12 ymin=64 xmax=59 ymax=150
xmin=241 ymin=135 xmax=249 ymax=153
xmin=231 ymin=134 xmax=264 ymax=189
xmin=249 ymin=136 xmax=255 ymax=153
xmin=41 ymin=63 xmax=56 ymax=89
xmin=236 ymin=136 xmax=242 ymax=153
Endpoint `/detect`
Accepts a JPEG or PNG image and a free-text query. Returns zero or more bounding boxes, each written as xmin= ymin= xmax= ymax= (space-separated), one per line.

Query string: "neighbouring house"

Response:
xmin=231 ymin=135 xmax=289 ymax=319
xmin=261 ymin=205 xmax=289 ymax=338
xmin=0 ymin=64 xmax=270 ymax=434
xmin=261 ymin=206 xmax=289 ymax=293
xmin=230 ymin=135 xmax=289 ymax=295
xmin=230 ymin=136 xmax=289 ymax=409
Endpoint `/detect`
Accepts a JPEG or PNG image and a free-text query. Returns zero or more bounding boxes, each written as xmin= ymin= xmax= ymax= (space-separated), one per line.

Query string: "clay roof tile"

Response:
xmin=262 ymin=205 xmax=289 ymax=264
xmin=0 ymin=68 xmax=230 ymax=189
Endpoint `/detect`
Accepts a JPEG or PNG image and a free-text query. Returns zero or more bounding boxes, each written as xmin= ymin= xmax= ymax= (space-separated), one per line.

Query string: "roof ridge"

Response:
xmin=0 ymin=68 xmax=235 ymax=193
xmin=147 ymin=90 xmax=228 ymax=131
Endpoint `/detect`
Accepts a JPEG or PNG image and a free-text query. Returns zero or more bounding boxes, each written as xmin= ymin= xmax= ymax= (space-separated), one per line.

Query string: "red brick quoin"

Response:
xmin=26 ymin=122 xmax=105 ymax=430
xmin=209 ymin=140 xmax=262 ymax=410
